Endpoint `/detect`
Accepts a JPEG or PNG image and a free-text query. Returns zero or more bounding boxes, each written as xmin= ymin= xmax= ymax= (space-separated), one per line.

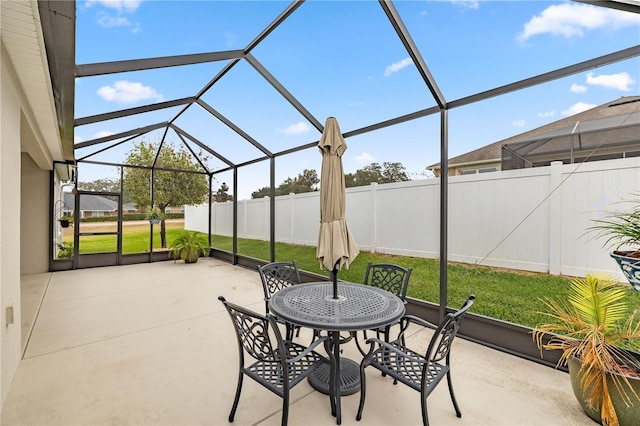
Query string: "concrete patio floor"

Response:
xmin=3 ymin=258 xmax=593 ymax=425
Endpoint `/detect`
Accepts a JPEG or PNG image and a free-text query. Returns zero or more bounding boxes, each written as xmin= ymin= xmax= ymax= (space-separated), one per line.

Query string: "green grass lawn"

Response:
xmin=71 ymin=228 xmax=188 ymax=254
xmin=67 ymin=227 xmax=640 ymax=330
xmin=211 ymin=234 xmax=640 ymax=330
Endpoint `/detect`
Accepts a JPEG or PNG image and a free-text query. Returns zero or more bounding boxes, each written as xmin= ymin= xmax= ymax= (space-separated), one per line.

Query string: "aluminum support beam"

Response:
xmin=245 ymin=0 xmax=305 ymax=53
xmin=195 ymin=99 xmax=272 ymax=156
xmin=77 ymin=133 xmax=139 ymax=162
xmin=74 ymin=122 xmax=168 ymax=149
xmin=75 ymin=97 xmax=195 ymax=127
xmin=169 ymin=124 xmax=235 ymax=167
xmin=76 ymin=50 xmax=245 ymax=77
xmin=170 ymin=59 xmax=243 ymax=126
xmin=174 ymin=132 xmax=211 ymax=173
xmin=270 ymin=157 xmax=276 ymax=262
xmin=439 ymin=110 xmax=449 ymax=320
xmin=379 ymin=0 xmax=446 ymax=109
xmin=245 ymin=53 xmax=323 ymax=132
xmin=449 ymin=45 xmax=640 ymax=109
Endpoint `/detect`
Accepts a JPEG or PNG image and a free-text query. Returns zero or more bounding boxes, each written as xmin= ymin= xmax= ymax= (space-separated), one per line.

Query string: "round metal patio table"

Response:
xmin=269 ymin=281 xmax=405 ymax=425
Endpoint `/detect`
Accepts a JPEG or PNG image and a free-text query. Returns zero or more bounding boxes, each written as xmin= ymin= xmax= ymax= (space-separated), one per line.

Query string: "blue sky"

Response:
xmin=73 ymin=0 xmax=640 ymax=200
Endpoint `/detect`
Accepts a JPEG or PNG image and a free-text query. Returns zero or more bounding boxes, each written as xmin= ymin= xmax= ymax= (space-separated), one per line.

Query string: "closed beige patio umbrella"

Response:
xmin=317 ymin=117 xmax=359 ymax=298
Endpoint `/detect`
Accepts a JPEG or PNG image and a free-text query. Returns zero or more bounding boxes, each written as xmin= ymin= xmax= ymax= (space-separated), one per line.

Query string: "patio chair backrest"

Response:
xmin=218 ymin=296 xmax=328 ymax=426
xmin=258 ymin=261 xmax=301 ymax=311
xmin=425 ymin=295 xmax=475 ymax=364
xmin=218 ymin=296 xmax=278 ymax=361
xmin=357 ymin=294 xmax=476 ymax=425
xmin=363 ymin=262 xmax=412 ymax=301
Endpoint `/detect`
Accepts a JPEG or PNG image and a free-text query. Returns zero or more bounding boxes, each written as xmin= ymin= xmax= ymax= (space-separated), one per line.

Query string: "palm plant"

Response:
xmin=533 ymin=273 xmax=640 ymax=426
xmin=588 ymin=199 xmax=640 ymax=258
xmin=168 ymin=231 xmax=210 ymax=263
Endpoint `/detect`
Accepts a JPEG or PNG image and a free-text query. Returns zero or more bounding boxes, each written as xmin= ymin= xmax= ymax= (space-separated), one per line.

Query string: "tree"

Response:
xmin=279 ymin=169 xmax=319 ymax=195
xmin=123 ymin=141 xmax=209 ymax=248
xmin=213 ymin=182 xmax=233 ymax=202
xmin=77 ymin=178 xmax=130 ymax=202
xmin=345 ymin=162 xmax=410 ymax=187
xmin=251 ymin=169 xmax=319 ymax=199
xmin=380 ymin=162 xmax=410 ymax=183
xmin=251 ymin=186 xmax=271 ymax=199
xmin=78 ymin=177 xmax=120 ymax=193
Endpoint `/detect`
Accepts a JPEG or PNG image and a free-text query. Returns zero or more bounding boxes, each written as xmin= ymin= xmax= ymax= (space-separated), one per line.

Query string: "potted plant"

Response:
xmin=56 ymin=241 xmax=73 ymax=258
xmin=533 ymin=273 xmax=640 ymax=426
xmin=168 ymin=231 xmax=210 ymax=263
xmin=145 ymin=206 xmax=165 ymax=225
xmin=57 ymin=215 xmax=74 ymax=228
xmin=588 ymin=198 xmax=640 ymax=291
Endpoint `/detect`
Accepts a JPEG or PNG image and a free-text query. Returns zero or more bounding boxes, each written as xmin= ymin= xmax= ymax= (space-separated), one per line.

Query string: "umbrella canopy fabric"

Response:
xmin=316 ymin=117 xmax=359 ymax=272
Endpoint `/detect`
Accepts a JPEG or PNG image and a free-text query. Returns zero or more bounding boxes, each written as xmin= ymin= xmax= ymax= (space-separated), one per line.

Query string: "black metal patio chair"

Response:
xmin=258 ymin=261 xmax=302 ymax=340
xmin=218 ymin=296 xmax=330 ymax=426
xmin=356 ymin=263 xmax=412 ymax=350
xmin=356 ymin=295 xmax=476 ymax=426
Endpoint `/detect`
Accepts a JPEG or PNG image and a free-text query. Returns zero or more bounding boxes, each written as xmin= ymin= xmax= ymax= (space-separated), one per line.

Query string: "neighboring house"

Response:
xmin=429 ymin=96 xmax=640 ymax=177
xmin=62 ymin=193 xmax=137 ymax=218
xmin=165 ymin=205 xmax=185 ymax=214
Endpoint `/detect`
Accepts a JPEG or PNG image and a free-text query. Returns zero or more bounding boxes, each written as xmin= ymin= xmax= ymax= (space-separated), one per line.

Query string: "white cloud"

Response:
xmin=355 ymin=152 xmax=374 ymax=164
xmin=384 ymin=58 xmax=413 ymax=77
xmin=86 ymin=1 xmax=142 ymax=32
xmin=278 ymin=122 xmax=310 ymax=135
xmin=93 ymin=131 xmax=115 ymax=139
xmin=517 ymin=3 xmax=638 ymax=41
xmin=562 ymin=102 xmax=597 ymax=116
xmin=586 ymin=72 xmax=635 ymax=91
xmin=85 ymin=0 xmax=142 ymax=14
xmin=450 ymin=0 xmax=479 ymax=10
xmin=97 ymin=80 xmax=163 ymax=104
xmin=570 ymin=84 xmax=588 ymax=93
xmin=512 ymin=120 xmax=526 ymax=128
xmin=97 ymin=12 xmax=131 ymax=28
xmin=74 ymin=135 xmax=85 ymax=144
xmin=538 ymin=110 xmax=556 ymax=118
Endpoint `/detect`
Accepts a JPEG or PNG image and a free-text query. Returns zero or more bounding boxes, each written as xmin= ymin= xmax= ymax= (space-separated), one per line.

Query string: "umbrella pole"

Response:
xmin=332 ymin=260 xmax=340 ymax=299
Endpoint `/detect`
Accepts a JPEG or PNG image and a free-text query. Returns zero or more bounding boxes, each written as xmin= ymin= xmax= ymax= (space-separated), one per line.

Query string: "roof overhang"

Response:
xmin=574 ymin=0 xmax=640 ymax=14
xmin=37 ymin=0 xmax=76 ymax=162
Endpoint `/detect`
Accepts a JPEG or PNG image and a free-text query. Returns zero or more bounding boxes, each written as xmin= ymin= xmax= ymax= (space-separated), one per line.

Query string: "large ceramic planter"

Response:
xmin=183 ymin=249 xmax=200 ymax=263
xmin=568 ymin=355 xmax=640 ymax=426
xmin=611 ymin=251 xmax=640 ymax=291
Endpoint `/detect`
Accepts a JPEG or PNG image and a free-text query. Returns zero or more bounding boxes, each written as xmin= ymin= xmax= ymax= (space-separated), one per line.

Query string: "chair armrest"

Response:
xmin=362 ymin=337 xmax=423 ymax=364
xmin=286 ymin=335 xmax=330 ymax=364
xmin=396 ymin=314 xmax=437 ymax=342
xmin=401 ymin=315 xmax=437 ymax=330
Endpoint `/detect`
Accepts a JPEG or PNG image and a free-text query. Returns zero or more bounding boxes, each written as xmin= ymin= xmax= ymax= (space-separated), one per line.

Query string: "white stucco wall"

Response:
xmin=21 ymin=152 xmax=50 ymax=274
xmin=1 ymin=43 xmax=24 ymax=411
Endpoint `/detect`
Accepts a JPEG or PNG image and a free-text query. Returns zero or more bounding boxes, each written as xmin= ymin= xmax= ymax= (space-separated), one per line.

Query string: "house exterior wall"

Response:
xmin=1 ymin=42 xmax=25 ymax=412
xmin=0 ymin=3 xmax=64 ymax=407
xmin=431 ymin=159 xmax=502 ymax=177
xmin=21 ymin=153 xmax=49 ymax=274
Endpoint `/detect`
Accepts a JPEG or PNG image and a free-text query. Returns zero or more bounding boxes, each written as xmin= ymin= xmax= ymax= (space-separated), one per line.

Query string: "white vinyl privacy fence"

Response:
xmin=185 ymin=158 xmax=640 ymax=282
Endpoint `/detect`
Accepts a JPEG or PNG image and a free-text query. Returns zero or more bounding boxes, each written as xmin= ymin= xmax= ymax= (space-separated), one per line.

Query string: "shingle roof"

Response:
xmin=428 ymin=95 xmax=640 ymax=170
xmin=63 ymin=193 xmax=118 ymax=212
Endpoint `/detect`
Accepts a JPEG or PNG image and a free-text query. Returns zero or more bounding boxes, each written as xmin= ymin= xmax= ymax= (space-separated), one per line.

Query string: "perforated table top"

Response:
xmin=269 ymin=281 xmax=405 ymax=331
